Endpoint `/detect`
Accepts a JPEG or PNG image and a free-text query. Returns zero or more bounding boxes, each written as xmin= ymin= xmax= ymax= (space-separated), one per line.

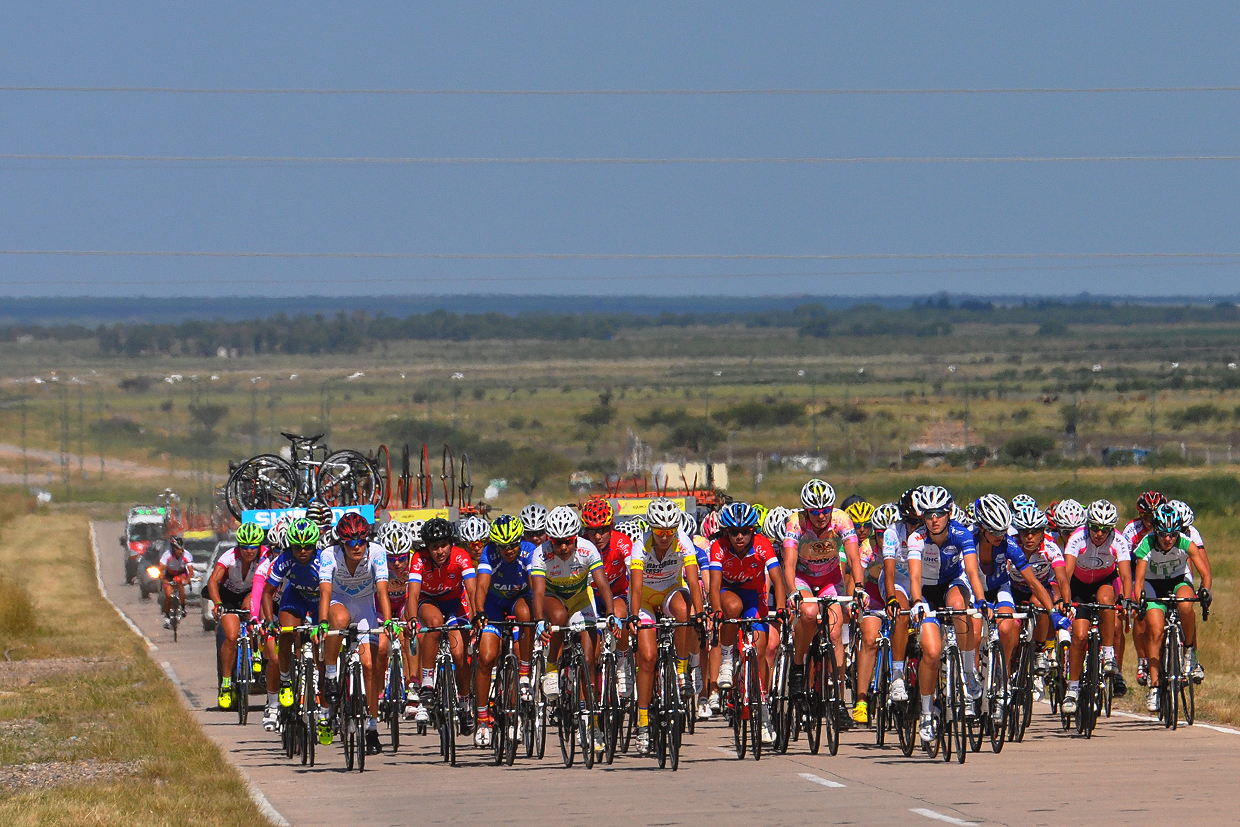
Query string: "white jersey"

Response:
xmin=213 ymin=547 xmax=257 ymax=594
xmin=160 ymin=548 xmax=194 ymax=575
xmin=318 ymin=543 xmax=388 ymax=606
xmin=1013 ymin=535 xmax=1065 ymax=585
xmin=1187 ymin=525 xmax=1204 ymax=548
xmin=1063 ymin=527 xmax=1130 ymax=584
xmin=631 ymin=529 xmax=698 ymax=592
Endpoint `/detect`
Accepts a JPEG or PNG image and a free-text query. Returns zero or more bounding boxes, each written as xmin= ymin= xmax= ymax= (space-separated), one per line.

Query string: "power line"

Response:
xmin=1 ymin=250 xmax=1238 ymax=261
xmin=4 ymin=153 xmax=1240 ymax=165
xmin=3 ymin=85 xmax=1240 ymax=96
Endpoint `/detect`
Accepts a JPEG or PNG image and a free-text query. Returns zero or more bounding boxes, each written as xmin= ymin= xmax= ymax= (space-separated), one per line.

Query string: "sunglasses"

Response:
xmin=498 ymin=541 xmax=521 ymax=552
xmin=807 ymin=508 xmax=832 ymax=517
xmin=387 ymin=552 xmax=412 ymax=565
xmin=343 ymin=538 xmax=367 ymax=547
xmin=551 ymin=536 xmax=578 ymax=545
xmin=1087 ymin=524 xmax=1112 ymax=533
xmin=651 ymin=527 xmax=678 ymax=536
xmin=727 ymin=527 xmax=755 ymax=535
xmin=238 ymin=544 xmax=261 ymax=551
xmin=291 ymin=543 xmax=316 ymax=552
xmin=923 ymin=509 xmax=951 ymax=519
xmin=582 ymin=526 xmax=611 ymax=536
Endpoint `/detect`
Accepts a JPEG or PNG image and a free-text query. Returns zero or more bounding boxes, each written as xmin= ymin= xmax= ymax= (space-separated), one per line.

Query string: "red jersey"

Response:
xmin=597 ymin=532 xmax=634 ymax=596
xmin=710 ymin=535 xmax=781 ymax=591
xmin=411 ymin=547 xmax=476 ymax=600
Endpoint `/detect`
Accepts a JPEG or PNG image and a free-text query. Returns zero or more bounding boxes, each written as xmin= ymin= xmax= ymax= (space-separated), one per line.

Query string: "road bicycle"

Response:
xmin=322 ymin=624 xmax=369 ymax=771
xmin=219 ymin=609 xmax=258 ymax=725
xmin=1148 ymin=594 xmax=1207 ymax=730
xmin=1006 ymin=606 xmax=1039 ymax=743
xmin=645 ymin=616 xmax=702 ymax=770
xmin=719 ymin=616 xmax=767 ymax=761
xmin=1067 ymin=601 xmax=1118 ymax=738
xmin=278 ymin=624 xmax=319 ymax=766
xmin=379 ymin=623 xmax=406 ymax=751
xmin=799 ymin=595 xmax=853 ymax=757
xmin=549 ymin=615 xmax=600 ymax=769
xmin=972 ymin=607 xmax=1008 ymax=754
xmin=524 ymin=633 xmax=549 ymax=760
xmin=420 ymin=622 xmax=468 ymax=765
xmin=485 ymin=618 xmax=538 ymax=766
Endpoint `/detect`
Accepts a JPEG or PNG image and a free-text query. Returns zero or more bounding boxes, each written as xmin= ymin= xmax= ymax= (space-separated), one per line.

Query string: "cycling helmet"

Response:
xmin=335 ymin=511 xmax=371 ymax=544
xmin=305 ymin=501 xmax=333 ymax=532
xmin=844 ymin=501 xmax=875 ymax=528
xmin=520 ymin=503 xmax=549 ymax=533
xmin=1169 ymin=499 xmax=1195 ymax=528
xmin=913 ymin=485 xmax=952 ymax=514
xmin=646 ymin=497 xmax=682 ymax=529
xmin=1136 ymin=490 xmax=1166 ymax=516
xmin=1045 ymin=500 xmax=1062 ymax=528
xmin=1010 ymin=504 xmax=1048 ymax=532
xmin=872 ymin=503 xmax=900 ymax=534
xmin=267 ymin=514 xmax=294 ymax=550
xmin=374 ymin=519 xmax=397 ymax=546
xmin=286 ymin=517 xmax=321 ymax=548
xmin=839 ymin=494 xmax=864 ymax=510
xmin=800 ymin=479 xmax=837 ymax=510
xmin=546 ymin=506 xmax=582 ymax=539
xmin=700 ymin=510 xmax=721 ymax=540
xmin=234 ymin=522 xmax=265 ymax=547
xmin=1086 ymin=499 xmax=1118 ymax=529
xmin=407 ymin=519 xmax=426 ymax=549
xmin=762 ymin=506 xmax=790 ymax=542
xmin=422 ymin=517 xmax=453 ymax=546
xmin=1010 ymin=493 xmax=1037 ymax=511
xmin=1150 ymin=503 xmax=1181 ymax=535
xmin=973 ymin=494 xmax=1012 ymax=534
xmin=679 ymin=509 xmax=698 ymax=536
xmin=718 ymin=502 xmax=760 ymax=530
xmin=169 ymin=534 xmax=184 ymax=550
xmin=898 ymin=488 xmax=921 ymax=521
xmin=489 ymin=514 xmax=524 ymax=546
xmin=963 ymin=502 xmax=977 ymax=522
xmin=382 ymin=523 xmax=414 ymax=556
xmin=615 ymin=519 xmax=645 ymax=544
xmin=458 ymin=515 xmax=491 ymax=544
xmin=1051 ymin=498 xmax=1086 ymax=531
xmin=952 ymin=503 xmax=973 ymax=528
xmin=580 ymin=496 xmax=614 ymax=529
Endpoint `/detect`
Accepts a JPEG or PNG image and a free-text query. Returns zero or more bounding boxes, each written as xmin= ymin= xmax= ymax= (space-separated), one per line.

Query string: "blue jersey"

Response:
xmin=477 ymin=540 xmax=539 ymax=601
xmin=972 ymin=528 xmax=1030 ymax=592
xmin=266 ymin=550 xmax=322 ymax=604
xmin=906 ymin=521 xmax=976 ymax=585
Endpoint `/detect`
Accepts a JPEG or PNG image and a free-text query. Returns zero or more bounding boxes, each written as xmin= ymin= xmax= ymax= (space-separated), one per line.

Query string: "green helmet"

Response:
xmin=235 ymin=522 xmax=266 ymax=547
xmin=489 ymin=514 xmax=524 ymax=546
xmin=286 ymin=517 xmax=321 ymax=548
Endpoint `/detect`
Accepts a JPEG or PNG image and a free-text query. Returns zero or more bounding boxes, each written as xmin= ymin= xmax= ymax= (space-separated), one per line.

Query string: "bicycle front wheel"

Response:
xmin=746 ymin=649 xmax=762 ymax=761
xmin=823 ymin=642 xmax=840 ymax=757
xmin=770 ymin=646 xmax=792 ymax=754
xmin=576 ymin=657 xmax=596 ymax=770
xmin=236 ymin=639 xmax=251 ymax=727
xmin=873 ymin=639 xmax=890 ymax=748
xmin=557 ymin=666 xmax=576 ymax=768
xmin=354 ymin=661 xmax=367 ymax=772
xmin=600 ymin=655 xmax=619 ymax=765
xmin=987 ymin=643 xmax=1007 ymax=754
xmin=731 ymin=678 xmax=747 ymax=759
xmin=950 ymin=653 xmax=967 ymax=764
xmin=438 ymin=662 xmax=457 ymax=765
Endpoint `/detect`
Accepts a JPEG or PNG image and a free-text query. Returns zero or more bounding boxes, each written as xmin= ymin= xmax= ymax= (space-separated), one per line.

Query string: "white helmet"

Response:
xmin=762 ymin=506 xmax=791 ymax=542
xmin=871 ymin=503 xmax=899 ymax=533
xmin=519 ymin=503 xmax=549 ymax=533
xmin=800 ymin=479 xmax=837 ymax=510
xmin=973 ymin=494 xmax=1012 ymax=534
xmin=646 ymin=497 xmax=682 ymax=529
xmin=458 ymin=515 xmax=491 ymax=544
xmin=545 ymin=506 xmax=582 ymax=539
xmin=679 ymin=509 xmax=698 ymax=536
xmin=615 ymin=519 xmax=645 ymax=544
xmin=1169 ymin=500 xmax=1195 ymax=528
xmin=268 ymin=514 xmax=295 ymax=550
xmin=913 ymin=485 xmax=952 ymax=514
xmin=1011 ymin=504 xmax=1048 ymax=532
xmin=407 ymin=519 xmax=427 ymax=549
xmin=952 ymin=503 xmax=973 ymax=528
xmin=1052 ymin=499 xmax=1086 ymax=530
xmin=1086 ymin=499 xmax=1118 ymax=529
xmin=381 ymin=523 xmax=414 ymax=556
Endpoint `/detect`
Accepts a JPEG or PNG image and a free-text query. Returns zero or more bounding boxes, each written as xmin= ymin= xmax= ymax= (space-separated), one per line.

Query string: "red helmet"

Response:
xmin=1136 ymin=490 xmax=1166 ymax=516
xmin=580 ymin=496 xmax=614 ymax=529
xmin=335 ymin=512 xmax=371 ymax=543
xmin=1045 ymin=500 xmax=1062 ymax=531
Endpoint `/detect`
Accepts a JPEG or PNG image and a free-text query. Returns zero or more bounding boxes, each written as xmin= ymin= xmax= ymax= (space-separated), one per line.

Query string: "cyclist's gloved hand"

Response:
xmin=910 ymin=601 xmax=929 ymax=624
xmin=853 ymin=586 xmax=868 ymax=609
xmin=313 ymin=621 xmax=329 ymax=641
xmin=775 ymin=608 xmax=790 ymax=623
xmin=885 ymin=597 xmax=901 ymax=618
xmin=608 ymin=614 xmax=623 ymax=632
xmin=262 ymin=619 xmax=278 ymax=636
xmin=472 ymin=612 xmax=488 ymax=630
xmin=383 ymin=618 xmax=401 ymax=637
xmin=535 ymin=620 xmax=547 ymax=639
xmin=1137 ymin=598 xmax=1149 ymax=620
xmin=1050 ymin=611 xmax=1070 ymax=632
xmin=1198 ymin=587 xmax=1212 ymax=611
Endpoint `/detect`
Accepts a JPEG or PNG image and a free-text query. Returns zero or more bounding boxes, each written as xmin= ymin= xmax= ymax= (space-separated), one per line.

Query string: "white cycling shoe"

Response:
xmin=918 ymin=713 xmax=936 ymax=743
xmin=474 ymin=724 xmax=492 ymax=748
xmin=542 ymin=671 xmax=560 ymax=701
xmin=888 ymin=677 xmax=908 ymax=703
xmin=1062 ymin=690 xmax=1078 ymax=714
xmin=1146 ymin=690 xmax=1159 ymax=713
xmin=262 ymin=707 xmax=278 ymax=732
xmin=718 ymin=660 xmax=734 ymax=690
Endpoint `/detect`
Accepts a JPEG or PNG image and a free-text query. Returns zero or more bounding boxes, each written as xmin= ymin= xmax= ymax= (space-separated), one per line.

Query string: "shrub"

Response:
xmin=0 ymin=572 xmax=36 ymax=636
xmin=1000 ymin=434 xmax=1057 ymax=464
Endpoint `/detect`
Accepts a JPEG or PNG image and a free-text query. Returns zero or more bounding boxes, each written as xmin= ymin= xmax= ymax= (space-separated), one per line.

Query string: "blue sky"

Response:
xmin=2 ymin=4 xmax=1239 ymax=297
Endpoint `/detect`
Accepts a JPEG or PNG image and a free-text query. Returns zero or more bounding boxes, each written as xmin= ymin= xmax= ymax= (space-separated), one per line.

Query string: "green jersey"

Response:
xmin=1132 ymin=533 xmax=1191 ymax=581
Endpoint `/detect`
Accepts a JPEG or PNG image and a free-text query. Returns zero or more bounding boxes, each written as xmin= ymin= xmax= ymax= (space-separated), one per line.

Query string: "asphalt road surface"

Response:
xmin=93 ymin=521 xmax=1240 ymax=827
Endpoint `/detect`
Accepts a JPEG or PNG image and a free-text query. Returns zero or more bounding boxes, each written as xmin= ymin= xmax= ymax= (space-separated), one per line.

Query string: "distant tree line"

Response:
xmin=1 ymin=298 xmax=1237 ymax=356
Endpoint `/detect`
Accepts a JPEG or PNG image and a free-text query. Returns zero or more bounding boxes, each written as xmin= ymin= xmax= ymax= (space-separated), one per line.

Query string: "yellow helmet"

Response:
xmin=845 ymin=500 xmax=875 ymax=527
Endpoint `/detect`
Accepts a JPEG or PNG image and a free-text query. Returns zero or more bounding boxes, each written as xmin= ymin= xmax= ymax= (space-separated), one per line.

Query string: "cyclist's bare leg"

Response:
xmin=612 ymin=595 xmax=630 ymax=653
xmin=322 ymin=603 xmax=352 ymax=668
xmin=856 ymin=614 xmax=881 ymax=701
xmin=545 ymin=595 xmax=568 ymax=665
xmin=1176 ymin=584 xmax=1198 ymax=648
xmin=996 ymin=608 xmax=1018 ymax=667
xmin=636 ymin=625 xmax=657 ymax=709
xmin=360 ymin=641 xmax=379 ymax=719
xmin=417 ymin=602 xmax=444 ymax=683
xmin=918 ymin=620 xmax=943 ymax=698
xmin=890 ymin=590 xmax=911 ymax=663
xmin=219 ymin=612 xmax=241 ymax=682
xmin=826 ymin=602 xmax=845 ymax=672
xmin=476 ymin=630 xmax=500 ymax=712
xmin=793 ymin=586 xmax=818 ymax=665
xmin=1144 ymin=607 xmax=1166 ymax=688
xmin=277 ymin=610 xmax=302 ymax=674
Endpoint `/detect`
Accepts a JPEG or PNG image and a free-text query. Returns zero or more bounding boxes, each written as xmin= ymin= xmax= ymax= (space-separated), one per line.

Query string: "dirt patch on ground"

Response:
xmin=0 ymin=657 xmax=115 ymax=688
xmin=0 ymin=759 xmax=142 ymax=790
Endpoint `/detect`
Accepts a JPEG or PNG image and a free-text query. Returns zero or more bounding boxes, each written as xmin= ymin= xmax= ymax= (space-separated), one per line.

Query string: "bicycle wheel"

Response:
xmin=823 ymin=643 xmax=840 ymax=757
xmin=987 ymin=643 xmax=1007 ymax=754
xmin=300 ymin=658 xmax=316 ymax=767
xmin=170 ymin=596 xmax=179 ymax=642
xmin=577 ymin=658 xmax=596 ymax=770
xmin=600 ymin=655 xmax=619 ymax=765
xmin=652 ymin=660 xmax=668 ymax=768
xmin=899 ymin=661 xmax=918 ymax=757
xmin=747 ymin=649 xmax=763 ymax=760
xmin=770 ymin=647 xmax=792 ymax=754
xmin=873 ymin=640 xmax=890 ymax=748
xmin=388 ymin=653 xmax=402 ymax=752
xmin=503 ymin=654 xmax=519 ymax=766
xmin=951 ymin=656 xmax=967 ymax=764
xmin=1167 ymin=634 xmax=1181 ymax=731
xmin=804 ymin=644 xmax=824 ymax=755
xmin=731 ymin=679 xmax=747 ymax=759
xmin=354 ymin=661 xmax=367 ymax=771
xmin=1183 ymin=666 xmax=1195 ymax=726
xmin=1103 ymin=668 xmax=1113 ymax=718
xmin=966 ymin=655 xmax=983 ymax=753
xmin=236 ymin=639 xmax=251 ymax=726
xmin=438 ymin=662 xmax=457 ymax=765
xmin=226 ymin=454 xmax=297 ymax=518
xmin=1080 ymin=635 xmax=1098 ymax=738
xmin=663 ymin=654 xmax=682 ymax=771
xmin=558 ymin=665 xmax=576 ymax=768
xmin=318 ymin=449 xmax=381 ymax=508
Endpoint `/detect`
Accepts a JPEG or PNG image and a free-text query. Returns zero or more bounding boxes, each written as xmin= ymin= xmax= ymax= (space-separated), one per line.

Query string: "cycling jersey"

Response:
xmin=1063 ymin=527 xmax=1131 ymax=583
xmin=631 ymin=530 xmax=698 ymax=593
xmin=267 ymin=550 xmax=322 ymax=619
xmin=906 ymin=521 xmax=976 ymax=585
xmin=319 ymin=542 xmax=388 ymax=605
xmin=160 ymin=548 xmax=194 ymax=577
xmin=1012 ymin=535 xmax=1065 ymax=587
xmin=250 ymin=553 xmax=279 ymax=618
xmin=213 ymin=547 xmax=256 ymax=596
xmin=533 ymin=538 xmax=603 ymax=617
xmin=595 ymin=532 xmax=634 ymax=597
xmin=783 ymin=510 xmax=857 ymax=589
xmin=1186 ymin=525 xmax=1205 ymax=548
xmin=378 ymin=553 xmax=409 ymax=616
xmin=410 ymin=547 xmax=476 ymax=600
xmin=1121 ymin=519 xmax=1151 ymax=550
xmin=709 ymin=535 xmax=780 ymax=592
xmin=972 ymin=528 xmax=1031 ymax=592
xmin=477 ymin=540 xmax=539 ymax=602
xmin=1132 ymin=533 xmax=1192 ymax=581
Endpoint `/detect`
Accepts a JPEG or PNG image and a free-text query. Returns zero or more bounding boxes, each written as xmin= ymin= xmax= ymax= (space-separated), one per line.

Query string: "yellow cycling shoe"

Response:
xmin=279 ymin=682 xmax=294 ymax=708
xmin=317 ymin=720 xmax=333 ymax=746
xmin=218 ymin=680 xmax=233 ymax=710
xmin=851 ymin=700 xmax=869 ymax=725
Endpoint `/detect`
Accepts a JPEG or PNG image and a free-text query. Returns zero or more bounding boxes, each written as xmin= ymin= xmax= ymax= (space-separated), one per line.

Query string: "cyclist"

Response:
xmin=700 ymin=509 xmax=727 ymax=717
xmin=317 ymin=512 xmax=393 ymax=754
xmin=458 ymin=515 xmax=491 ymax=566
xmin=207 ymin=521 xmax=265 ymax=710
xmin=1009 ymin=504 xmax=1071 ymax=684
xmin=972 ymin=495 xmax=1057 ymax=680
xmin=407 ymin=516 xmax=477 ymax=735
xmin=160 ymin=535 xmax=194 ymax=628
xmin=906 ymin=485 xmax=988 ymax=743
xmin=1132 ymin=503 xmax=1212 ymax=711
xmin=882 ymin=488 xmax=922 ymax=704
xmin=630 ymin=497 xmax=705 ymax=755
xmin=710 ymin=501 xmax=786 ymax=744
xmin=1124 ymin=490 xmax=1166 ymax=687
xmin=373 ymin=522 xmax=419 ymax=723
xmin=533 ymin=506 xmax=615 ymax=707
xmin=252 ymin=515 xmax=290 ymax=730
xmin=471 ymin=514 xmax=542 ymax=748
xmin=1061 ymin=499 xmax=1133 ymax=713
xmin=306 ymin=501 xmax=335 ymax=549
xmin=845 ymin=499 xmax=884 ymax=725
xmin=580 ymin=496 xmax=635 ymax=700
xmin=262 ymin=518 xmax=323 ymax=710
xmin=1049 ymin=499 xmax=1086 ymax=549
xmin=520 ymin=503 xmax=550 ymax=547
xmin=782 ymin=480 xmax=865 ymax=707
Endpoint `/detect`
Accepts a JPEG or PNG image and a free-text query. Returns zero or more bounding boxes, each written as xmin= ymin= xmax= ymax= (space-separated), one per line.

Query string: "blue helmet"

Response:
xmin=718 ymin=502 xmax=760 ymax=530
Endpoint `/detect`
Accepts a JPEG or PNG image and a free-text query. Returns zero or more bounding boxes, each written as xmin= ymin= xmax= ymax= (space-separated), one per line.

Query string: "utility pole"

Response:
xmin=96 ymin=384 xmax=105 ymax=480
xmin=20 ymin=395 xmax=28 ymax=489
xmin=1149 ymin=396 xmax=1158 ymax=473
xmin=77 ymin=383 xmax=85 ymax=480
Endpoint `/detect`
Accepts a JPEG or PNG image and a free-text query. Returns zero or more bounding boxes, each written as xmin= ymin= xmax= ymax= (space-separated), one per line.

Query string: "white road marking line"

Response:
xmin=799 ymin=772 xmax=846 ymax=788
xmin=709 ymin=746 xmax=735 ymax=755
xmin=1111 ymin=710 xmax=1240 ymax=735
xmin=910 ymin=808 xmax=979 ymax=825
xmin=90 ymin=521 xmax=158 ymax=651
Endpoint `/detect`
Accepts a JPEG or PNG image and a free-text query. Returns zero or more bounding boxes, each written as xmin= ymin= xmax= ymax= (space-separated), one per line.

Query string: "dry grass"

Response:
xmin=0 ymin=511 xmax=273 ymax=826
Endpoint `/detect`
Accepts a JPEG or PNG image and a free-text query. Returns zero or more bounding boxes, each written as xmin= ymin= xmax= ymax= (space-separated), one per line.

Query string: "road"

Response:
xmin=93 ymin=520 xmax=1240 ymax=827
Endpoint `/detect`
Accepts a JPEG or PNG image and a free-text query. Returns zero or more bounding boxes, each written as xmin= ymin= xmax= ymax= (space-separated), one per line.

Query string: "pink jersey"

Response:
xmin=250 ymin=554 xmax=277 ymax=618
xmin=783 ymin=510 xmax=857 ymax=588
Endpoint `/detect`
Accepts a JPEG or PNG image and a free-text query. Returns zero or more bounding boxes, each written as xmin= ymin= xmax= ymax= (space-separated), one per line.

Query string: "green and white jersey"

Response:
xmin=1132 ymin=533 xmax=1191 ymax=581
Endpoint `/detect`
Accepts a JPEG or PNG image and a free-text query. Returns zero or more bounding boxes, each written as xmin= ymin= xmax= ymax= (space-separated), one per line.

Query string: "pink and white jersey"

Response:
xmin=1010 ymin=536 xmax=1065 ymax=585
xmin=1063 ymin=527 xmax=1131 ymax=584
xmin=783 ymin=510 xmax=857 ymax=588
